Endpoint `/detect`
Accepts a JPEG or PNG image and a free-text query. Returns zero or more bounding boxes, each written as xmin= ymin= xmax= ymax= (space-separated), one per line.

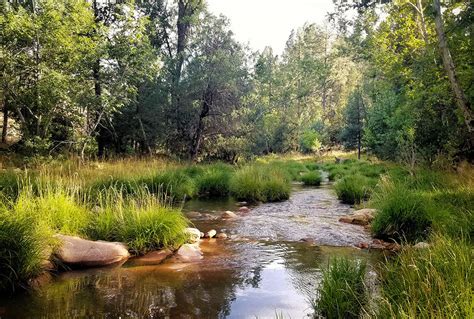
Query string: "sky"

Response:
xmin=206 ymin=0 xmax=335 ymax=55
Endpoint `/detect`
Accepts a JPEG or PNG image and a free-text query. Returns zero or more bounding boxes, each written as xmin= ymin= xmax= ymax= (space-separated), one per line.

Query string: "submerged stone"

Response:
xmin=173 ymin=244 xmax=203 ymax=262
xmin=221 ymin=211 xmax=238 ymax=219
xmin=129 ymin=249 xmax=173 ymax=266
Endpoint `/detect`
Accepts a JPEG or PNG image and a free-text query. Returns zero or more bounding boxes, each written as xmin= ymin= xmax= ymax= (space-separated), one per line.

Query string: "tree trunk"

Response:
xmin=2 ymin=97 xmax=8 ymax=144
xmin=433 ymin=0 xmax=473 ymax=133
xmin=191 ymin=86 xmax=212 ymax=160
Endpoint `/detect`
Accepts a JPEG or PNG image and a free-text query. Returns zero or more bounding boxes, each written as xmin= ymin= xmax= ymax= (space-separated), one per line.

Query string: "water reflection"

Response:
xmin=1 ymin=186 xmax=379 ymax=318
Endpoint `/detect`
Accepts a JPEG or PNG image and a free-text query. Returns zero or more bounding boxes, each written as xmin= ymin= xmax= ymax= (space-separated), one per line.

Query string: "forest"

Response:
xmin=0 ymin=0 xmax=473 ymax=318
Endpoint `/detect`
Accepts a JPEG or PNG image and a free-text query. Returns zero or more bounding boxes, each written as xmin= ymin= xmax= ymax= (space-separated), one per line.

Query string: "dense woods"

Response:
xmin=2 ymin=0 xmax=472 ymax=164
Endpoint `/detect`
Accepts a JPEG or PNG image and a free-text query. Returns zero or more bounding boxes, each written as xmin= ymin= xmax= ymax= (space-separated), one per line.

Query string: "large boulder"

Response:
xmin=184 ymin=227 xmax=201 ymax=243
xmin=55 ymin=234 xmax=130 ymax=267
xmin=173 ymin=244 xmax=203 ymax=262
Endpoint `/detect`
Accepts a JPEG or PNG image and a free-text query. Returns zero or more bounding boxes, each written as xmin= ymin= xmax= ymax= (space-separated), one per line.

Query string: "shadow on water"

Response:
xmin=0 ymin=185 xmax=381 ymax=319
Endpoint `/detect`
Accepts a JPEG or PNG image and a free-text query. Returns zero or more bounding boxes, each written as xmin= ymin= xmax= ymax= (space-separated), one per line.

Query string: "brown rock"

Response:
xmin=216 ymin=233 xmax=228 ymax=239
xmin=55 ymin=234 xmax=130 ymax=267
xmin=173 ymin=244 xmax=203 ymax=262
xmin=187 ymin=211 xmax=202 ymax=218
xmin=128 ymin=249 xmax=173 ymax=266
xmin=238 ymin=206 xmax=251 ymax=213
xmin=221 ymin=211 xmax=238 ymax=219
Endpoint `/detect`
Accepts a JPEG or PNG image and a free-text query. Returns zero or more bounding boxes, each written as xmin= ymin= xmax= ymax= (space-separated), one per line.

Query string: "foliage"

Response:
xmin=195 ymin=163 xmax=234 ymax=197
xmin=314 ymin=257 xmax=367 ymax=319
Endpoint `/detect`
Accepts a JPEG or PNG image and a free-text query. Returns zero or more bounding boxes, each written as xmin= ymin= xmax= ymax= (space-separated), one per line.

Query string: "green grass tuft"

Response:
xmin=300 ymin=171 xmax=322 ymax=186
xmin=314 ymin=257 xmax=367 ymax=319
xmin=377 ymin=234 xmax=473 ymax=318
xmin=334 ymin=174 xmax=376 ymax=205
xmin=229 ymin=164 xmax=291 ymax=202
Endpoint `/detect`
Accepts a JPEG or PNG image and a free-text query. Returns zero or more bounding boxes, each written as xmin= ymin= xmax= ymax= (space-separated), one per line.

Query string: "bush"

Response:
xmin=314 ymin=257 xmax=367 ymax=319
xmin=334 ymin=174 xmax=375 ymax=205
xmin=371 ymin=179 xmax=433 ymax=242
xmin=229 ymin=165 xmax=291 ymax=202
xmin=378 ymin=235 xmax=473 ymax=318
xmin=301 ymin=171 xmax=322 ymax=186
xmin=0 ymin=212 xmax=50 ymax=293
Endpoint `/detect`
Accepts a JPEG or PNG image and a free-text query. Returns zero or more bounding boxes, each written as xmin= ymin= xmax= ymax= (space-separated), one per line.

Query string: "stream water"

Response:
xmin=0 ymin=183 xmax=379 ymax=319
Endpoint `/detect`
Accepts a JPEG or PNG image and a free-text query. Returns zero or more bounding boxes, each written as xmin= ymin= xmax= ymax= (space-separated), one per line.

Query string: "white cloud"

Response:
xmin=206 ymin=0 xmax=335 ymax=55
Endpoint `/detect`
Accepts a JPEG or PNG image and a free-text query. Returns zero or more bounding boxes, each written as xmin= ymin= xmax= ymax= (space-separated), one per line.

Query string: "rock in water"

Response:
xmin=128 ymin=249 xmax=173 ymax=266
xmin=174 ymin=244 xmax=203 ymax=262
xmin=204 ymin=229 xmax=217 ymax=238
xmin=238 ymin=206 xmax=250 ymax=213
xmin=339 ymin=208 xmax=377 ymax=226
xmin=55 ymin=234 xmax=130 ymax=267
xmin=216 ymin=233 xmax=228 ymax=239
xmin=184 ymin=227 xmax=201 ymax=243
xmin=221 ymin=211 xmax=238 ymax=219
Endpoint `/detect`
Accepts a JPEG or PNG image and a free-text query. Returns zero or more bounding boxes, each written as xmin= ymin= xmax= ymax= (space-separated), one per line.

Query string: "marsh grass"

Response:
xmin=195 ymin=163 xmax=234 ymax=197
xmin=314 ymin=257 xmax=367 ymax=319
xmin=300 ymin=171 xmax=322 ymax=186
xmin=334 ymin=174 xmax=376 ymax=205
xmin=377 ymin=234 xmax=473 ymax=318
xmin=87 ymin=191 xmax=189 ymax=255
xmin=229 ymin=164 xmax=291 ymax=202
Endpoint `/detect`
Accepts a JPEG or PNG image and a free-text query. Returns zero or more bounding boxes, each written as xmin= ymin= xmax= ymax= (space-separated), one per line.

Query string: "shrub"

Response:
xmin=378 ymin=235 xmax=473 ymax=318
xmin=301 ymin=171 xmax=322 ymax=186
xmin=371 ymin=179 xmax=433 ymax=242
xmin=334 ymin=174 xmax=375 ymax=205
xmin=314 ymin=257 xmax=367 ymax=319
xmin=229 ymin=165 xmax=291 ymax=202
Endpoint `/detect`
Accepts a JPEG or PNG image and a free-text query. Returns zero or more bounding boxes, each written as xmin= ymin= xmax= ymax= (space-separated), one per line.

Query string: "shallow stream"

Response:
xmin=0 ymin=183 xmax=379 ymax=319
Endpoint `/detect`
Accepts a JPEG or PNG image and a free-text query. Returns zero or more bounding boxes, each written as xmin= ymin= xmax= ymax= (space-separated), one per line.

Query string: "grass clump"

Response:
xmin=87 ymin=192 xmax=189 ymax=255
xmin=300 ymin=171 xmax=322 ymax=186
xmin=195 ymin=163 xmax=234 ymax=197
xmin=371 ymin=178 xmax=434 ymax=243
xmin=229 ymin=164 xmax=291 ymax=202
xmin=377 ymin=234 xmax=473 ymax=318
xmin=314 ymin=257 xmax=367 ymax=319
xmin=0 ymin=212 xmax=50 ymax=293
xmin=334 ymin=174 xmax=375 ymax=205
xmin=143 ymin=169 xmax=198 ymax=201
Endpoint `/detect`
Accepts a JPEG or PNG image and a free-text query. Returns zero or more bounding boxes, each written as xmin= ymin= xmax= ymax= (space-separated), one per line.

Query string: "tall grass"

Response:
xmin=334 ymin=174 xmax=376 ymax=205
xmin=0 ymin=210 xmax=52 ymax=292
xmin=229 ymin=164 xmax=291 ymax=202
xmin=371 ymin=178 xmax=434 ymax=243
xmin=195 ymin=163 xmax=234 ymax=197
xmin=86 ymin=190 xmax=189 ymax=255
xmin=314 ymin=257 xmax=367 ymax=319
xmin=377 ymin=234 xmax=473 ymax=318
xmin=300 ymin=171 xmax=322 ymax=186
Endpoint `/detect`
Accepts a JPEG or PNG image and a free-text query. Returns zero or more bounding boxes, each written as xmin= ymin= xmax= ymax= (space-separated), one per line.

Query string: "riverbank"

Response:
xmin=0 ymin=155 xmax=472 ymax=317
